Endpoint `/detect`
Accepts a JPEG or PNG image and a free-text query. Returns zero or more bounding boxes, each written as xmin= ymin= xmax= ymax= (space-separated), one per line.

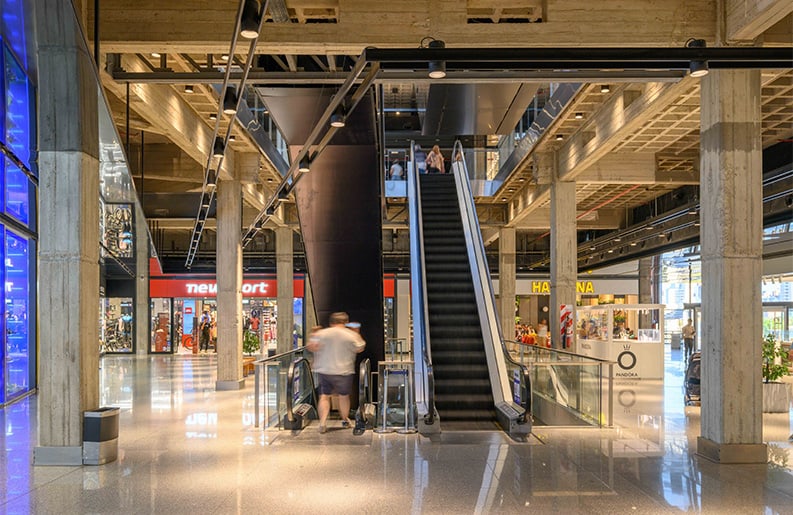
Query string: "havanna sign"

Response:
xmin=531 ymin=281 xmax=595 ymax=294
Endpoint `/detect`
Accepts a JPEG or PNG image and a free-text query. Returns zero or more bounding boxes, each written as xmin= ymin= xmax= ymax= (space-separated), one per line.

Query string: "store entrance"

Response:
xmin=173 ymin=299 xmax=217 ymax=354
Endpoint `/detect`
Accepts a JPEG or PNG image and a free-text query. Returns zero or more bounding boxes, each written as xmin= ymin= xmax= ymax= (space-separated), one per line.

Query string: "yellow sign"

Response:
xmin=531 ymin=281 xmax=595 ymax=294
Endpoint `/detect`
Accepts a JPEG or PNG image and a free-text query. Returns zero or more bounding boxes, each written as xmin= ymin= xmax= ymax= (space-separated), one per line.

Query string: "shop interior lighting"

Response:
xmin=223 ymin=87 xmax=238 ymax=115
xmin=239 ymin=0 xmax=262 ymax=39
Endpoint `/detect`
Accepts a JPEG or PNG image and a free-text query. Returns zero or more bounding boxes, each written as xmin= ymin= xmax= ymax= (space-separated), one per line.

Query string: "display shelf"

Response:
xmin=577 ymin=304 xmax=665 ymax=380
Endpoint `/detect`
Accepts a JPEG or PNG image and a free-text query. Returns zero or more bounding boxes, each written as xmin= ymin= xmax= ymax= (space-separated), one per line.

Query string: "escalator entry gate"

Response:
xmin=374 ymin=361 xmax=417 ymax=434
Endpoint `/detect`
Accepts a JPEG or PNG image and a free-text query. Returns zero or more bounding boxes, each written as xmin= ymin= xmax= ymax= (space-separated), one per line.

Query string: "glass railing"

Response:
xmin=253 ymin=348 xmax=309 ymax=430
xmin=510 ymin=343 xmax=614 ymax=427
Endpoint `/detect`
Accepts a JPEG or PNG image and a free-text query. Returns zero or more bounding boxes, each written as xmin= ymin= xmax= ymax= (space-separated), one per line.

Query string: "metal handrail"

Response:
xmin=354 ymin=358 xmax=371 ymax=434
xmin=497 ymin=335 xmax=533 ymax=420
xmin=254 ymin=347 xmax=307 ymax=428
xmin=285 ymin=357 xmax=318 ymax=424
xmin=408 ymin=140 xmax=436 ymax=426
xmin=507 ymin=340 xmax=617 ymax=363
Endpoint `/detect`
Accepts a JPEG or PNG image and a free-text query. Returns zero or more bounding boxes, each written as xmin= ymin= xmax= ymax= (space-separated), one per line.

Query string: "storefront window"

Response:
xmin=151 ymin=298 xmax=172 ymax=353
xmin=4 ymin=157 xmax=27 ymax=224
xmin=102 ymin=203 xmax=133 ymax=258
xmin=4 ymin=46 xmax=32 ymax=168
xmin=101 ymin=297 xmax=133 ymax=353
xmin=5 ymin=230 xmax=29 ymax=399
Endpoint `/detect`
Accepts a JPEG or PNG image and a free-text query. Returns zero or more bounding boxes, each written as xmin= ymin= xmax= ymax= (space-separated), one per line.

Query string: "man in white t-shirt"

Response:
xmin=307 ymin=312 xmax=366 ymax=433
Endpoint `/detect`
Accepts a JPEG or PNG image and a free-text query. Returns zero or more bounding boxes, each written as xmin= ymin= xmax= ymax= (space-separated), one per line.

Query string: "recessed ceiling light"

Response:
xmin=630 ymin=241 xmax=638 ymax=246
xmin=209 ymin=113 xmax=217 ymax=120
xmin=229 ymin=134 xmax=236 ymax=141
xmin=221 ymin=54 xmax=230 ymax=61
xmin=607 ymin=249 xmax=614 ymax=253
xmin=151 ymin=52 xmax=161 ymax=58
xmin=555 ymin=134 xmax=564 ymax=141
xmin=614 ymin=237 xmax=621 ymax=242
xmin=694 ymin=221 xmax=700 ymax=227
xmin=184 ymin=85 xmax=194 ymax=93
xmin=600 ymin=85 xmax=610 ymax=93
xmin=590 ymin=246 xmax=596 ymax=251
xmin=574 ymin=112 xmax=583 ymax=119
xmin=508 ymin=188 xmax=515 ymax=192
xmin=518 ymin=178 xmax=525 ymax=182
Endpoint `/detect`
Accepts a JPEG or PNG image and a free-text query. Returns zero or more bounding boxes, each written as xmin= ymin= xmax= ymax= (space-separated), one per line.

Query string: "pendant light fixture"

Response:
xmin=223 ymin=87 xmax=238 ymax=115
xmin=240 ymin=0 xmax=261 ymax=39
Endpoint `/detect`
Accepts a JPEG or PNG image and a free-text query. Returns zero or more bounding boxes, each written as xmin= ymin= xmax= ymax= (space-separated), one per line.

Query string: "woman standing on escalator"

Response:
xmin=426 ymin=145 xmax=444 ymax=174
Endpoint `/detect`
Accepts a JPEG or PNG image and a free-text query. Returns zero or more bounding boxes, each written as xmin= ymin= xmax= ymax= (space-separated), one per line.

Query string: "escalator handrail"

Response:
xmin=285 ymin=357 xmax=318 ymax=423
xmin=496 ymin=341 xmax=532 ymax=421
xmin=358 ymin=358 xmax=370 ymax=408
xmin=254 ymin=347 xmax=305 ymax=366
xmin=453 ymin=139 xmax=530 ymax=424
xmin=408 ymin=140 xmax=436 ymax=425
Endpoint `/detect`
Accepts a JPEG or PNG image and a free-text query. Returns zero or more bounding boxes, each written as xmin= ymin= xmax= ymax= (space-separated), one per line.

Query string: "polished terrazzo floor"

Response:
xmin=1 ymin=347 xmax=792 ymax=514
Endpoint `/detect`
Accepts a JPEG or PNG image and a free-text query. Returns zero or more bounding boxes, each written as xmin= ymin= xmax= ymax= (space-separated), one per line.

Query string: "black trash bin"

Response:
xmin=83 ymin=407 xmax=120 ymax=465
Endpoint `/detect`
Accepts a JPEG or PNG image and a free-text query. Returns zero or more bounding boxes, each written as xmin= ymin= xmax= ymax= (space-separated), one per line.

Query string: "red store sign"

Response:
xmin=150 ymin=276 xmax=394 ymax=298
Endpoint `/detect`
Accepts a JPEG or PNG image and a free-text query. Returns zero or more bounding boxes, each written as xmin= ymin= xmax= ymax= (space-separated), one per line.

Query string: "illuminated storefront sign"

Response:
xmin=150 ymin=276 xmax=395 ymax=298
xmin=530 ymin=281 xmax=595 ymax=294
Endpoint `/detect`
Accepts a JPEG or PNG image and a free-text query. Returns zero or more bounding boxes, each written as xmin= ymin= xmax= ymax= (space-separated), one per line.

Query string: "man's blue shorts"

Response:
xmin=318 ymin=373 xmax=353 ymax=396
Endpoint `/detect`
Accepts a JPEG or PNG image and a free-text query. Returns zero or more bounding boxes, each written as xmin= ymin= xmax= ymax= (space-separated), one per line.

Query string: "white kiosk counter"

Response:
xmin=576 ymin=304 xmax=665 ymax=380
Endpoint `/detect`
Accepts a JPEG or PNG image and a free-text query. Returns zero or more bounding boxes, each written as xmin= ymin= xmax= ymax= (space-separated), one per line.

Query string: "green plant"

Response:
xmin=762 ymin=333 xmax=791 ymax=383
xmin=243 ymin=330 xmax=261 ymax=355
xmin=613 ymin=312 xmax=626 ymax=324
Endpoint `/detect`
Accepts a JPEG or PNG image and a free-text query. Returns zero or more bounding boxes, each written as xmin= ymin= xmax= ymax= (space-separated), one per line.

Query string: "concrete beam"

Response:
xmin=101 ymin=55 xmax=235 ymax=179
xmin=576 ymin=152 xmax=656 ymax=184
xmin=725 ymin=0 xmax=793 ymax=42
xmin=93 ymin=0 xmax=717 ymax=54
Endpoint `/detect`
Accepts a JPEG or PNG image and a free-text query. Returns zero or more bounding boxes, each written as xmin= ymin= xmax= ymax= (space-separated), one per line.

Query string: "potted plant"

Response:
xmin=762 ymin=333 xmax=791 ymax=413
xmin=243 ymin=330 xmax=261 ymax=355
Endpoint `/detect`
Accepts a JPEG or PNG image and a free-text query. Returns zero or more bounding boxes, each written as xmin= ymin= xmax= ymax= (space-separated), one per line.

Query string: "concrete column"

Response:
xmin=498 ymin=228 xmax=516 ymax=343
xmin=34 ymin=0 xmax=100 ymax=465
xmin=135 ymin=203 xmax=149 ymax=356
xmin=638 ymin=257 xmax=654 ymax=304
xmin=304 ymin=273 xmax=317 ymax=335
xmin=276 ymin=227 xmax=294 ymax=354
xmin=215 ymin=178 xmax=244 ymax=390
xmin=549 ymin=154 xmax=577 ymax=351
xmin=696 ymin=69 xmax=765 ymax=464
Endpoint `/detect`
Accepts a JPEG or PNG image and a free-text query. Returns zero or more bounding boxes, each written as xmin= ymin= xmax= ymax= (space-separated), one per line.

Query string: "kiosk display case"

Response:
xmin=576 ymin=304 xmax=665 ymax=380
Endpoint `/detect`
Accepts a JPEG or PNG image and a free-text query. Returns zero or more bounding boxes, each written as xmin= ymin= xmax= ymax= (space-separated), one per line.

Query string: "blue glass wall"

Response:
xmin=0 ymin=0 xmax=35 ymax=406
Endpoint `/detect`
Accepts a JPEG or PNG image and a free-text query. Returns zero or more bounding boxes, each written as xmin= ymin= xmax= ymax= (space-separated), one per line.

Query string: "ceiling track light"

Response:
xmin=206 ymin=169 xmax=218 ymax=189
xmin=239 ymin=0 xmax=261 ymax=39
xmin=330 ymin=104 xmax=347 ymax=128
xmin=201 ymin=194 xmax=211 ymax=208
xmin=424 ymin=38 xmax=447 ymax=79
xmin=688 ymin=206 xmax=697 ymax=215
xmin=212 ymin=138 xmax=225 ymax=159
xmin=223 ymin=87 xmax=238 ymax=115
xmin=686 ymin=38 xmax=710 ymax=78
xmin=298 ymin=158 xmax=311 ymax=174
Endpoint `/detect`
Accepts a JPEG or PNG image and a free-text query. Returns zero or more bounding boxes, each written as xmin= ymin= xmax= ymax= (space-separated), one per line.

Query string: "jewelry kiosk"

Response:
xmin=576 ymin=304 xmax=665 ymax=380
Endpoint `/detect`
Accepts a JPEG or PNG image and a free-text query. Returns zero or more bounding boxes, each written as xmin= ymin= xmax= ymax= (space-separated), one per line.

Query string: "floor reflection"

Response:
xmin=0 ymin=349 xmax=790 ymax=513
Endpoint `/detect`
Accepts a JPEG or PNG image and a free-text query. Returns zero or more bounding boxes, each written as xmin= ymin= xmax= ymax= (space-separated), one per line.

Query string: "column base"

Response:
xmin=34 ymin=445 xmax=83 ymax=466
xmin=216 ymin=378 xmax=245 ymax=391
xmin=697 ymin=437 xmax=767 ymax=464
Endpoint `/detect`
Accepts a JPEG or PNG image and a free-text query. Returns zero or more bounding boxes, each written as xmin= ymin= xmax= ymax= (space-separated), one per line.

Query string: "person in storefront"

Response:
xmin=537 ymin=319 xmax=549 ymax=347
xmin=682 ymin=318 xmax=696 ymax=360
xmin=307 ymin=312 xmax=366 ymax=434
xmin=199 ymin=309 xmax=211 ymax=353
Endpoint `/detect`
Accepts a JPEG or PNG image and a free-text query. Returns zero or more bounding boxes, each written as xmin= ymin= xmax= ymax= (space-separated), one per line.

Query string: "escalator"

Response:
xmin=409 ymin=142 xmax=531 ymax=436
xmin=421 ymin=174 xmax=496 ymax=424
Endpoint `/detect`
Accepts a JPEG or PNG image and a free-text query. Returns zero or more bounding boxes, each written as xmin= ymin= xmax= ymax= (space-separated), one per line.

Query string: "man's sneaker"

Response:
xmin=319 ymin=425 xmax=327 ymax=434
xmin=341 ymin=420 xmax=351 ymax=428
